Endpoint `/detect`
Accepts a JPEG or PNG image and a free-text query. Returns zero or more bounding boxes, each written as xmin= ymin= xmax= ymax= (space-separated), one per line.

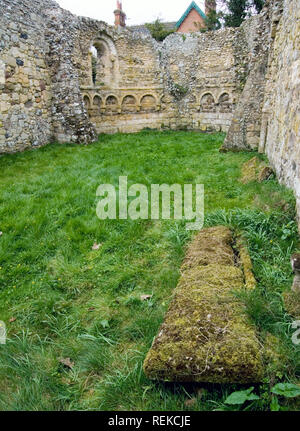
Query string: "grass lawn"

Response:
xmin=0 ymin=130 xmax=299 ymax=411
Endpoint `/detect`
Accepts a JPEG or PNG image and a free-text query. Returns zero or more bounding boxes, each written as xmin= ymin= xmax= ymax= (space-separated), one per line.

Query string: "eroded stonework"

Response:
xmin=261 ymin=0 xmax=300 ymax=228
xmin=0 ymin=0 xmax=250 ymax=151
xmin=77 ymin=23 xmax=244 ymax=135
xmin=222 ymin=0 xmax=300 ymax=228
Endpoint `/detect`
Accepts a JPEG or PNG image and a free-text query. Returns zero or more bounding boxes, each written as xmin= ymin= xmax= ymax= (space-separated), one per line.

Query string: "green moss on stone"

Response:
xmin=283 ymin=290 xmax=300 ymax=319
xmin=182 ymin=226 xmax=235 ymax=270
xmin=143 ymin=227 xmax=264 ymax=383
xmin=237 ymin=236 xmax=257 ymax=290
xmin=241 ymin=156 xmax=273 ymax=184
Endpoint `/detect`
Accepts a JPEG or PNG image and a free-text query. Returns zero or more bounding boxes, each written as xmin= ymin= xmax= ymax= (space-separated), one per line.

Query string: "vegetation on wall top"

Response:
xmin=145 ymin=19 xmax=175 ymax=42
xmin=220 ymin=0 xmax=266 ymax=28
xmin=201 ymin=10 xmax=222 ymax=32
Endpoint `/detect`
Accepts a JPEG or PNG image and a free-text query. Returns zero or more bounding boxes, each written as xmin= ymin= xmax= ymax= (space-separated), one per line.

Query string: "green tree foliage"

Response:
xmin=203 ymin=10 xmax=222 ymax=31
xmin=222 ymin=0 xmax=249 ymax=27
xmin=220 ymin=0 xmax=266 ymax=28
xmin=252 ymin=0 xmax=265 ymax=12
xmin=145 ymin=19 xmax=175 ymax=42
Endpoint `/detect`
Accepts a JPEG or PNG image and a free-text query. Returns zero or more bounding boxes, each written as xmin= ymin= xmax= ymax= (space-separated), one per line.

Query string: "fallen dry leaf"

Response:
xmin=140 ymin=294 xmax=152 ymax=301
xmin=184 ymin=398 xmax=197 ymax=408
xmin=9 ymin=317 xmax=16 ymax=323
xmin=59 ymin=357 xmax=74 ymax=369
xmin=88 ymin=307 xmax=95 ymax=312
xmin=92 ymin=243 xmax=102 ymax=250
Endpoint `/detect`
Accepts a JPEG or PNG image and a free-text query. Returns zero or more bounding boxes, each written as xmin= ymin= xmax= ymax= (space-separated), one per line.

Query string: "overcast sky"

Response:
xmin=56 ymin=0 xmax=207 ymax=26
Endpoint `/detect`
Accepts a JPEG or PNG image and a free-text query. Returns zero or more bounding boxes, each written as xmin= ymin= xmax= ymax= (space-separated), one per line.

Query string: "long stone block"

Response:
xmin=143 ymin=226 xmax=264 ymax=383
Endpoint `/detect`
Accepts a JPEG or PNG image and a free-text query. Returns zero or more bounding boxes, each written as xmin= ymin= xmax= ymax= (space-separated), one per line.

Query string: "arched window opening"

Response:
xmin=200 ymin=93 xmax=215 ymax=112
xmin=106 ymin=95 xmax=118 ymax=105
xmin=90 ymin=46 xmax=98 ymax=86
xmin=90 ymin=39 xmax=116 ymax=87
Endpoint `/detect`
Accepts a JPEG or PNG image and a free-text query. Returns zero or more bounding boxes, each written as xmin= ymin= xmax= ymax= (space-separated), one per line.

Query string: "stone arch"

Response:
xmin=218 ymin=92 xmax=232 ymax=113
xmin=105 ymin=95 xmax=119 ymax=114
xmin=140 ymin=94 xmax=156 ymax=112
xmin=121 ymin=95 xmax=137 ymax=113
xmin=93 ymin=95 xmax=103 ymax=108
xmin=106 ymin=95 xmax=118 ymax=105
xmin=90 ymin=34 xmax=119 ymax=88
xmin=200 ymin=92 xmax=215 ymax=112
xmin=83 ymin=94 xmax=91 ymax=109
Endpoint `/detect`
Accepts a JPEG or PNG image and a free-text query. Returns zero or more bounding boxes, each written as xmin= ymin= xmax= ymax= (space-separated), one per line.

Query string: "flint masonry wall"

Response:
xmin=222 ymin=0 xmax=300 ymax=227
xmin=0 ymin=0 xmax=96 ymax=154
xmin=0 ymin=0 xmax=53 ymax=152
xmin=222 ymin=8 xmax=273 ymax=151
xmin=261 ymin=0 xmax=300 ymax=226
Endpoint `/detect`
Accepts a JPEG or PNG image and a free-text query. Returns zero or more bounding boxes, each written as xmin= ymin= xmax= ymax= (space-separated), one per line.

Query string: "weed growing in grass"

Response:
xmin=0 ymin=131 xmax=298 ymax=410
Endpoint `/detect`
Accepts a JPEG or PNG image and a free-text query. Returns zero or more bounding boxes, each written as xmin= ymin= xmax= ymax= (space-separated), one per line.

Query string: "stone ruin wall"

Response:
xmin=0 ymin=0 xmax=299 ymax=226
xmin=76 ymin=20 xmax=247 ymax=135
xmin=0 ymin=0 xmax=96 ymax=153
xmin=0 ymin=0 xmax=251 ymax=153
xmin=0 ymin=0 xmax=53 ymax=152
xmin=222 ymin=10 xmax=272 ymax=152
xmin=222 ymin=0 xmax=300 ymax=228
xmin=76 ymin=22 xmax=166 ymax=135
xmin=261 ymin=0 xmax=300 ymax=228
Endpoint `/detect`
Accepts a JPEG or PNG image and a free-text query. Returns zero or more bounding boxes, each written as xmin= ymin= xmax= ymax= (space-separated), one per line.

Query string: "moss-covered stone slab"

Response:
xmin=237 ymin=236 xmax=256 ymax=290
xmin=143 ymin=227 xmax=264 ymax=383
xmin=241 ymin=156 xmax=273 ymax=184
xmin=182 ymin=226 xmax=235 ymax=270
xmin=283 ymin=290 xmax=300 ymax=319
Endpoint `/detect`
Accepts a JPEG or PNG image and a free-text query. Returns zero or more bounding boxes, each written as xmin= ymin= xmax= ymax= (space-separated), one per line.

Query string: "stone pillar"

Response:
xmin=258 ymin=112 xmax=269 ymax=153
xmin=205 ymin=0 xmax=216 ymax=16
xmin=114 ymin=1 xmax=126 ymax=28
xmin=291 ymin=254 xmax=300 ymax=293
